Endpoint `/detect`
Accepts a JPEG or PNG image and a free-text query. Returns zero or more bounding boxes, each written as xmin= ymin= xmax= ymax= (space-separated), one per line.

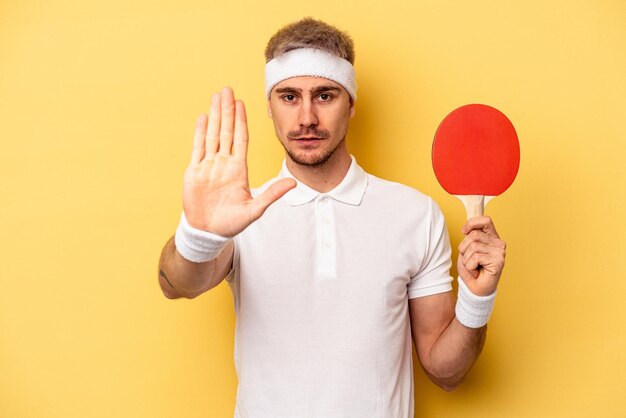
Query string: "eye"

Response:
xmin=282 ymin=94 xmax=296 ymax=102
xmin=318 ymin=93 xmax=332 ymax=101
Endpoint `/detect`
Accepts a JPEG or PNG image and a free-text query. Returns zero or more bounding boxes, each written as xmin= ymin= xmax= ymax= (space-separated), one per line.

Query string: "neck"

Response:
xmin=285 ymin=144 xmax=352 ymax=193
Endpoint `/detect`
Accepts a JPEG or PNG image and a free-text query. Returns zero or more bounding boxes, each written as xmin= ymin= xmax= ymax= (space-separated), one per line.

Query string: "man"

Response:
xmin=158 ymin=18 xmax=506 ymax=418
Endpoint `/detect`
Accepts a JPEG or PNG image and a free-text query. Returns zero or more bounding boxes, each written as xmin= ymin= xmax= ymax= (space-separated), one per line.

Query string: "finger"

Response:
xmin=465 ymin=251 xmax=503 ymax=274
xmin=464 ymin=252 xmax=487 ymax=273
xmin=458 ymin=257 xmax=479 ymax=280
xmin=461 ymin=216 xmax=499 ymax=237
xmin=250 ymin=178 xmax=297 ymax=219
xmin=205 ymin=93 xmax=221 ymax=157
xmin=191 ymin=114 xmax=208 ymax=164
xmin=233 ymin=100 xmax=249 ymax=162
xmin=460 ymin=241 xmax=491 ymax=264
xmin=218 ymin=87 xmax=235 ymax=155
xmin=458 ymin=230 xmax=505 ymax=254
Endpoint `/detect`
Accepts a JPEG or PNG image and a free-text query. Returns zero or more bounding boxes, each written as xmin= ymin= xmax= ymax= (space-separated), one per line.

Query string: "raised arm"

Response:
xmin=158 ymin=87 xmax=296 ymax=299
xmin=409 ymin=216 xmax=506 ymax=390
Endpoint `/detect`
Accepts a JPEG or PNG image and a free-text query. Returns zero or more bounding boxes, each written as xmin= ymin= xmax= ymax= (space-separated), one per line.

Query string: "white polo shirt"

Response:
xmin=227 ymin=157 xmax=453 ymax=418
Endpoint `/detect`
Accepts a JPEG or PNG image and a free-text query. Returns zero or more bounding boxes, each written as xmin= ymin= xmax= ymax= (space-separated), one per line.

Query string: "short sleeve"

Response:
xmin=407 ymin=198 xmax=453 ymax=299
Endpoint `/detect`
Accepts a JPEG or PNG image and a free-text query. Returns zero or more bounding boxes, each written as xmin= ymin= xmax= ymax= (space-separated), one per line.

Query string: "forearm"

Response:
xmin=423 ymin=318 xmax=487 ymax=391
xmin=413 ymin=216 xmax=504 ymax=391
xmin=158 ymin=236 xmax=233 ymax=299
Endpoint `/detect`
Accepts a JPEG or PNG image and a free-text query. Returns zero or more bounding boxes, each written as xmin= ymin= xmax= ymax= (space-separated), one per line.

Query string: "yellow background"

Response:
xmin=1 ymin=0 xmax=625 ymax=417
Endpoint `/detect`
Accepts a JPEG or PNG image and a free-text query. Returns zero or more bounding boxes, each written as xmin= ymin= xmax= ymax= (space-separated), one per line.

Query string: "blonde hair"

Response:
xmin=265 ymin=17 xmax=355 ymax=64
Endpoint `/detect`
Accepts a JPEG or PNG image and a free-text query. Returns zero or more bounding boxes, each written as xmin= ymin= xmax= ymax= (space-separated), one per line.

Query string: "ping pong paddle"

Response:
xmin=432 ymin=104 xmax=520 ymax=219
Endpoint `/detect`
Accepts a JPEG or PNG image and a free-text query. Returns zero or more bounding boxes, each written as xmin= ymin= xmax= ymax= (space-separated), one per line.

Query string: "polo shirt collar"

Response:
xmin=279 ymin=156 xmax=368 ymax=206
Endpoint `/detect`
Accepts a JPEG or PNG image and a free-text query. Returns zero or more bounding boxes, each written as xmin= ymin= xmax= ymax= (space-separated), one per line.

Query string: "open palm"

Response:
xmin=182 ymin=87 xmax=295 ymax=237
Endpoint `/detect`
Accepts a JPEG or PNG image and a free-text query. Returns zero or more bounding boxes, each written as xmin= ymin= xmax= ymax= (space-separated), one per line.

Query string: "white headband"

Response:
xmin=265 ymin=48 xmax=357 ymax=100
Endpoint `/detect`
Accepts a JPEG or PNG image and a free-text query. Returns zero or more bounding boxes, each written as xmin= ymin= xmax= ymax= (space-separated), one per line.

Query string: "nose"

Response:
xmin=298 ymin=101 xmax=318 ymax=127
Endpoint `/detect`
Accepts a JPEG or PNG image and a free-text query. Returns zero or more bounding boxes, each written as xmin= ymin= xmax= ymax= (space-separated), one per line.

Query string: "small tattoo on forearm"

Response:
xmin=160 ymin=269 xmax=174 ymax=288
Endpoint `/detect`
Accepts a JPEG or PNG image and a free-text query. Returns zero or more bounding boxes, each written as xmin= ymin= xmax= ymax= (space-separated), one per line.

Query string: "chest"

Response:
xmin=235 ymin=200 xmax=426 ymax=316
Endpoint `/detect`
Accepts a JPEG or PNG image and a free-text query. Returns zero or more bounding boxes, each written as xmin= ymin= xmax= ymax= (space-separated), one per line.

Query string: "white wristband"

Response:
xmin=174 ymin=212 xmax=230 ymax=263
xmin=455 ymin=278 xmax=497 ymax=328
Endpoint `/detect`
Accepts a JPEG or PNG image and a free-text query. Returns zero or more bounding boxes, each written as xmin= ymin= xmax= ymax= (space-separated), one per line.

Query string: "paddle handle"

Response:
xmin=456 ymin=195 xmax=494 ymax=220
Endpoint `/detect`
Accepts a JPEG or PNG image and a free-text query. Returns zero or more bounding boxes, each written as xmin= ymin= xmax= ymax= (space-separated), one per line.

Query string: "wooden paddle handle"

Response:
xmin=457 ymin=195 xmax=485 ymax=219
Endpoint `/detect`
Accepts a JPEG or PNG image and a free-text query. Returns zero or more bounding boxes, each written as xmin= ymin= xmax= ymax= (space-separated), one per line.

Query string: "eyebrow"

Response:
xmin=274 ymin=86 xmax=342 ymax=94
xmin=312 ymin=86 xmax=341 ymax=94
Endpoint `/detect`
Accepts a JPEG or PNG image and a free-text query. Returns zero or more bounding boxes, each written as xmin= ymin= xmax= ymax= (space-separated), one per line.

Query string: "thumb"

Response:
xmin=250 ymin=178 xmax=297 ymax=218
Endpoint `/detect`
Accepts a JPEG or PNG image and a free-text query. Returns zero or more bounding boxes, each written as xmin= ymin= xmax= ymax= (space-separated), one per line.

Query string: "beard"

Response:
xmin=279 ymin=126 xmax=346 ymax=167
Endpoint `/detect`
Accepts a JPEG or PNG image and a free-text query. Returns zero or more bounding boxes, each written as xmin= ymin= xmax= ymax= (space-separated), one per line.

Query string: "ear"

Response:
xmin=267 ymin=100 xmax=273 ymax=119
xmin=349 ymin=101 xmax=356 ymax=118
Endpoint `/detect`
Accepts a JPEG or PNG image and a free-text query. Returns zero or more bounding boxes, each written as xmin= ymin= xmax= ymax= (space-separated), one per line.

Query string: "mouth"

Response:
xmin=290 ymin=137 xmax=325 ymax=148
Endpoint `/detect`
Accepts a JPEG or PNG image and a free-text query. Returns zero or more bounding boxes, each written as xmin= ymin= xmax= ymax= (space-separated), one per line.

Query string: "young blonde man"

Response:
xmin=159 ymin=18 xmax=506 ymax=418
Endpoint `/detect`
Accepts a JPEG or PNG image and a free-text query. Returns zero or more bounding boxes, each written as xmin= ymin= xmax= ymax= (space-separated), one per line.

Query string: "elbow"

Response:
xmin=180 ymin=290 xmax=203 ymax=299
xmin=159 ymin=278 xmax=205 ymax=300
xmin=158 ymin=272 xmax=188 ymax=299
xmin=162 ymin=287 xmax=182 ymax=299
xmin=158 ymin=268 xmax=200 ymax=300
xmin=435 ymin=377 xmax=464 ymax=392
xmin=160 ymin=279 xmax=182 ymax=299
xmin=425 ymin=368 xmax=467 ymax=392
xmin=159 ymin=281 xmax=201 ymax=300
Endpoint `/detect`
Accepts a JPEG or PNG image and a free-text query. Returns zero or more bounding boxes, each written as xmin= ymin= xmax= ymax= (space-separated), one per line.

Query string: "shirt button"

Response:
xmin=322 ymin=217 xmax=330 ymax=224
xmin=323 ymin=242 xmax=331 ymax=249
xmin=320 ymin=197 xmax=328 ymax=204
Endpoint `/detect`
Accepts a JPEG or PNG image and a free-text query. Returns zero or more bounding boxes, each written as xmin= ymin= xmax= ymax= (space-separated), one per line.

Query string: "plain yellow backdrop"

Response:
xmin=1 ymin=0 xmax=625 ymax=417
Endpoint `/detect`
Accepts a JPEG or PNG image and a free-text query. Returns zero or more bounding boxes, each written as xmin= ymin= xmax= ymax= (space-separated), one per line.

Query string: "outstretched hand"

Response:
xmin=457 ymin=216 xmax=506 ymax=296
xmin=182 ymin=87 xmax=296 ymax=237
